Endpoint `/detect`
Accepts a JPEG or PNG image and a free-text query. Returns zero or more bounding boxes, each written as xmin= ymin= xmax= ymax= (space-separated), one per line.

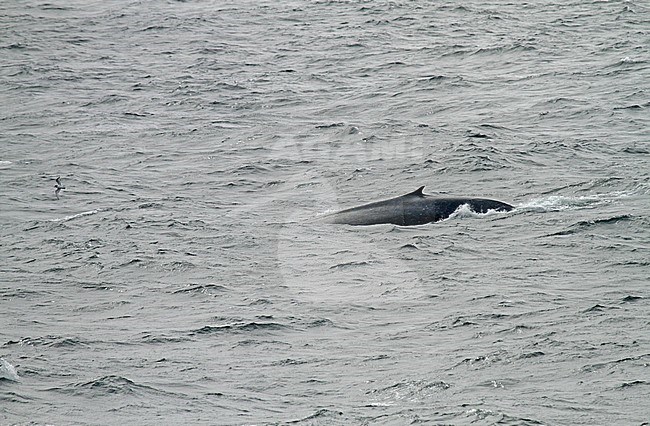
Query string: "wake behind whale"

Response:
xmin=321 ymin=186 xmax=513 ymax=226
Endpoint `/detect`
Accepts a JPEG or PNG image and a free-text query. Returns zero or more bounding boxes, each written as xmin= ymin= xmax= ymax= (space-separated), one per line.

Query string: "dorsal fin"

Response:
xmin=406 ymin=186 xmax=425 ymax=197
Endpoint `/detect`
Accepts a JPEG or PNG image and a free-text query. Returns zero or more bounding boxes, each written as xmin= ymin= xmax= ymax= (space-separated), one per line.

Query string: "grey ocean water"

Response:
xmin=1 ymin=0 xmax=649 ymax=424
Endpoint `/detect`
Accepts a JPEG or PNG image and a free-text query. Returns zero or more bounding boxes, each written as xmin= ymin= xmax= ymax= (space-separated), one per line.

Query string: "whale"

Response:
xmin=321 ymin=186 xmax=513 ymax=226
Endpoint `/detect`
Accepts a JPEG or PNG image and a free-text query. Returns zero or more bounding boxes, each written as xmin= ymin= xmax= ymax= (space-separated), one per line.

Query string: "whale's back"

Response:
xmin=321 ymin=186 xmax=513 ymax=226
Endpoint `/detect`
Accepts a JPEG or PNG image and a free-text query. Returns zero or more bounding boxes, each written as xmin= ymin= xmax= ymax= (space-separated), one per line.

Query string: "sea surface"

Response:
xmin=1 ymin=0 xmax=649 ymax=425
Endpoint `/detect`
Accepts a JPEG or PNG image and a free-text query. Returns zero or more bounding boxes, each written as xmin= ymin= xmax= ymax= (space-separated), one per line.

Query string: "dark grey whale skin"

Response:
xmin=322 ymin=186 xmax=514 ymax=226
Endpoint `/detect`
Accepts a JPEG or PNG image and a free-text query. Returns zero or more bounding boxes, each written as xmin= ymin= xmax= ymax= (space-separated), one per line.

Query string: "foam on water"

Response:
xmin=517 ymin=192 xmax=625 ymax=212
xmin=47 ymin=209 xmax=102 ymax=223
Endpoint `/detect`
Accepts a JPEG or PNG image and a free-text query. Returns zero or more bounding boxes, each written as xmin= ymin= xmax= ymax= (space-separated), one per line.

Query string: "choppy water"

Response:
xmin=1 ymin=0 xmax=649 ymax=425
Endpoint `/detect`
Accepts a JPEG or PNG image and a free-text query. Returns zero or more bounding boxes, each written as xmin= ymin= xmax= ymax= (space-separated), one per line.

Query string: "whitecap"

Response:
xmin=49 ymin=209 xmax=101 ymax=223
xmin=516 ymin=193 xmax=619 ymax=212
xmin=0 ymin=358 xmax=19 ymax=382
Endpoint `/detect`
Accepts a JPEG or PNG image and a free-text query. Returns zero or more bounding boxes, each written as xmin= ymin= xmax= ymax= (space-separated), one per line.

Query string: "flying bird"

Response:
xmin=54 ymin=176 xmax=65 ymax=199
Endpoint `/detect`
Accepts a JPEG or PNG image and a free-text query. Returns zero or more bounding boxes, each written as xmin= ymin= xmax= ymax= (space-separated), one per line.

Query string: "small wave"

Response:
xmin=581 ymin=354 xmax=650 ymax=373
xmin=583 ymin=303 xmax=619 ymax=313
xmin=517 ymin=351 xmax=545 ymax=359
xmin=0 ymin=358 xmax=19 ymax=382
xmin=287 ymin=408 xmax=344 ymax=424
xmin=4 ymin=335 xmax=88 ymax=348
xmin=598 ymin=57 xmax=647 ymax=76
xmin=614 ymin=103 xmax=649 ymax=111
xmin=123 ymin=111 xmax=152 ymax=117
xmin=399 ymin=243 xmax=420 ymax=250
xmin=619 ymin=380 xmax=649 ymax=389
xmin=620 ymin=56 xmax=643 ymax=64
xmin=545 ymin=214 xmax=634 ymax=236
xmin=49 ymin=375 xmax=175 ymax=397
xmin=79 ymin=375 xmax=140 ymax=394
xmin=210 ymin=120 xmax=251 ymax=129
xmin=366 ymin=379 xmax=451 ymax=406
xmin=271 ymin=358 xmax=311 ymax=367
xmin=306 ymin=318 xmax=337 ymax=328
xmin=622 ymin=144 xmax=650 ymax=154
xmin=329 ymin=260 xmax=372 ymax=269
xmin=464 ymin=408 xmax=545 ymax=425
xmin=621 ymin=295 xmax=644 ymax=303
xmin=140 ymin=334 xmax=189 ymax=344
xmin=172 ymin=283 xmax=230 ymax=294
xmin=470 ymin=43 xmax=536 ymax=55
xmin=315 ymin=122 xmax=345 ymax=129
xmin=190 ymin=322 xmax=290 ymax=335
xmin=49 ymin=209 xmax=100 ymax=223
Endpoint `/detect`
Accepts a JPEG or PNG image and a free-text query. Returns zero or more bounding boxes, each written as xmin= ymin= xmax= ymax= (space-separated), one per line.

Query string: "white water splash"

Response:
xmin=446 ymin=203 xmax=511 ymax=221
xmin=516 ymin=193 xmax=622 ymax=213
